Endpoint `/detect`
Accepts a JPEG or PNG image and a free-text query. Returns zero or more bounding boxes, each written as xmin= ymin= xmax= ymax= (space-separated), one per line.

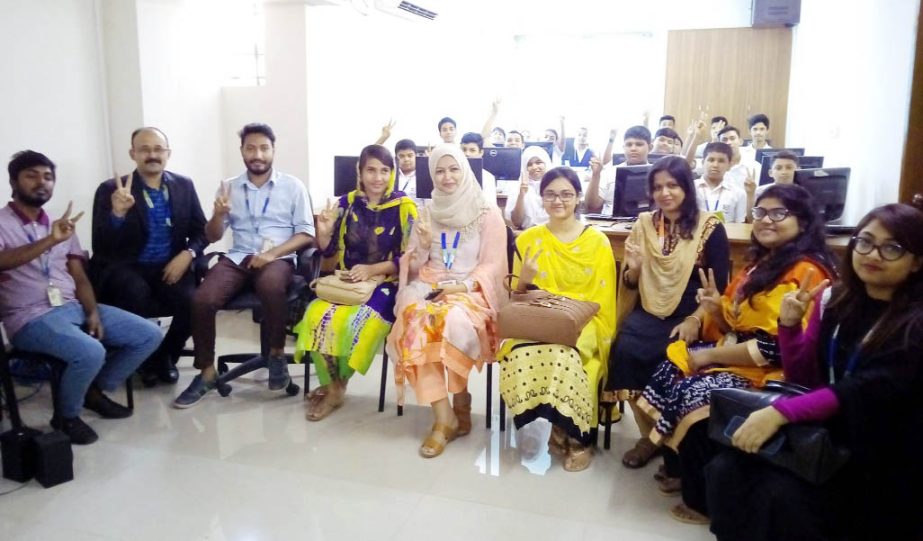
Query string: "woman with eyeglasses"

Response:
xmin=497 ymin=167 xmax=617 ymax=471
xmin=603 ymin=156 xmax=730 ymax=485
xmin=706 ymin=202 xmax=923 ymax=541
xmin=636 ymin=184 xmax=836 ymax=524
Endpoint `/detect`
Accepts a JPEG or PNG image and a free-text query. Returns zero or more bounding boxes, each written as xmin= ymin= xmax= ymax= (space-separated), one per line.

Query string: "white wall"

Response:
xmin=0 ymin=0 xmax=110 ymax=242
xmin=787 ymin=0 xmax=920 ymax=223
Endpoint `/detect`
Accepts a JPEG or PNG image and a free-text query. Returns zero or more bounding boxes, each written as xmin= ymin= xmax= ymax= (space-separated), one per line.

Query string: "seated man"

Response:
xmin=563 ymin=126 xmax=595 ymax=167
xmin=755 ymin=150 xmax=799 ymax=198
xmin=658 ymin=115 xmax=676 ymax=129
xmin=505 ymin=130 xmax=524 ymax=148
xmin=437 ymin=117 xmax=457 ymax=144
xmin=489 ymin=127 xmax=506 ymax=147
xmin=587 ymin=125 xmax=652 ymax=214
xmin=543 ymin=116 xmax=566 ymax=165
xmin=394 ymin=138 xmax=418 ymax=199
xmin=694 ymin=142 xmax=749 ymax=223
xmin=91 ymin=127 xmax=207 ymax=387
xmin=173 ymin=123 xmax=315 ymax=408
xmin=460 ymin=132 xmax=497 ymax=202
xmin=652 ymin=127 xmax=681 ymax=155
xmin=694 ymin=115 xmax=727 ymax=158
xmin=0 ymin=151 xmax=161 ymax=444
xmin=718 ymin=125 xmax=761 ymax=194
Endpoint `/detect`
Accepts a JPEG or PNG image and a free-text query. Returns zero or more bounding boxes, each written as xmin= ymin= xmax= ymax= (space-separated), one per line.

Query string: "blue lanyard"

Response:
xmin=701 ymin=188 xmax=721 ymax=212
xmin=441 ymin=231 xmax=460 ymax=269
xmin=243 ymin=182 xmax=273 ymax=234
xmin=142 ymin=184 xmax=172 ymax=227
xmin=826 ymin=323 xmax=869 ymax=384
xmin=23 ymin=223 xmax=51 ymax=280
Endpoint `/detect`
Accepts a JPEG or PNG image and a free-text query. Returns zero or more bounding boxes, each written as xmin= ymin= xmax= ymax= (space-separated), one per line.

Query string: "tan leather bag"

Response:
xmin=310 ymin=270 xmax=384 ymax=305
xmin=498 ymin=286 xmax=600 ymax=348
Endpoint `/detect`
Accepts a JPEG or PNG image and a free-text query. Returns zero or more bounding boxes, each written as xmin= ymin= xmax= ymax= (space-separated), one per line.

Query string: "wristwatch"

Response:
xmin=186 ymin=248 xmax=196 ymax=258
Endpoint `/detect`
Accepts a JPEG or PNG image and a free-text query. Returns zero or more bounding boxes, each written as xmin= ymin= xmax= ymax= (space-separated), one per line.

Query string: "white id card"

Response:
xmin=260 ymin=238 xmax=276 ymax=253
xmin=47 ymin=285 xmax=64 ymax=307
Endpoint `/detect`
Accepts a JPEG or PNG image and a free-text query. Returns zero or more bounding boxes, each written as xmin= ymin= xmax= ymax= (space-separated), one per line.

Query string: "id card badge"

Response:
xmin=47 ymin=285 xmax=64 ymax=307
xmin=260 ymin=238 xmax=276 ymax=254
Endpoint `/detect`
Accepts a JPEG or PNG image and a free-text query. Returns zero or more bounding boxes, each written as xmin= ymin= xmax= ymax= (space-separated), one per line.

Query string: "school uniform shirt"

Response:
xmin=695 ymin=178 xmax=748 ymax=223
xmin=724 ymin=159 xmax=762 ymax=193
xmin=397 ymin=169 xmax=417 ymax=199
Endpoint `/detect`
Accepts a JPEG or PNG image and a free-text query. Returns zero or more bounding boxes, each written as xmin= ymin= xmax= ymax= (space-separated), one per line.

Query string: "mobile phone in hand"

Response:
xmin=425 ymin=288 xmax=443 ymax=301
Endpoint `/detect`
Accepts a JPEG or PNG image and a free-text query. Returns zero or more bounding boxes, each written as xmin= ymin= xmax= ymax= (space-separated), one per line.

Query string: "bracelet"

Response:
xmin=684 ymin=315 xmax=702 ymax=328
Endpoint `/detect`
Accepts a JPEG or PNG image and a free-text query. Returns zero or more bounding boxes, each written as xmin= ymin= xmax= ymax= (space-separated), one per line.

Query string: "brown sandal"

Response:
xmin=563 ymin=440 xmax=593 ymax=472
xmin=621 ymin=437 xmax=661 ymax=469
xmin=305 ymin=384 xmax=345 ymax=422
xmin=657 ymin=476 xmax=682 ymax=496
xmin=452 ymin=391 xmax=472 ymax=436
xmin=548 ymin=425 xmax=568 ymax=457
xmin=670 ymin=503 xmax=709 ymax=525
xmin=419 ymin=423 xmax=459 ymax=458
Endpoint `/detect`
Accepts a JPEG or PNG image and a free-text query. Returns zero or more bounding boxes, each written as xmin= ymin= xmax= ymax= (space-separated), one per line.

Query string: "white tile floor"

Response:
xmin=1 ymin=312 xmax=714 ymax=541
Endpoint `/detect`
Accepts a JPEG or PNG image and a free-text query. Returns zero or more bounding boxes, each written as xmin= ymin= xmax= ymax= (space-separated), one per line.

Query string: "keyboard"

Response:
xmin=824 ymin=224 xmax=855 ymax=235
xmin=585 ymin=214 xmax=637 ymax=223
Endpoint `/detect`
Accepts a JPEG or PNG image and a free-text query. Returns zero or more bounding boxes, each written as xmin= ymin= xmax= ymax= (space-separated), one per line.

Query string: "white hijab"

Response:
xmin=427 ymin=144 xmax=490 ymax=231
xmin=516 ymin=145 xmax=552 ymax=228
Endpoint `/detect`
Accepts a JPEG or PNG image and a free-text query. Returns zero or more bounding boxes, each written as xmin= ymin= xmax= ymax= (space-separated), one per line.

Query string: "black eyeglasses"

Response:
xmin=541 ymin=191 xmax=577 ymax=203
xmin=852 ymin=236 xmax=908 ymax=261
xmin=751 ymin=207 xmax=791 ymax=222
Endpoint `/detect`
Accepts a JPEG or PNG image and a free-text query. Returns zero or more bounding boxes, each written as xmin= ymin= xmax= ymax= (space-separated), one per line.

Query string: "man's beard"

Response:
xmin=14 ymin=189 xmax=49 ymax=207
xmin=246 ymin=159 xmax=272 ymax=176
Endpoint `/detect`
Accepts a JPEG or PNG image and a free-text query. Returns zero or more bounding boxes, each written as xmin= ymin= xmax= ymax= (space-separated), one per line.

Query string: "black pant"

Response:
xmin=96 ymin=261 xmax=194 ymax=363
xmin=678 ymin=420 xmax=720 ymax=516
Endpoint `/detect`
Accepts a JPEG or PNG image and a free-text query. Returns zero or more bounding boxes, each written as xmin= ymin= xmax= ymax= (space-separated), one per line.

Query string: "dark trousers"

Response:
xmin=678 ymin=420 xmax=720 ymax=516
xmin=96 ymin=261 xmax=195 ymax=363
xmin=191 ymin=256 xmax=293 ymax=370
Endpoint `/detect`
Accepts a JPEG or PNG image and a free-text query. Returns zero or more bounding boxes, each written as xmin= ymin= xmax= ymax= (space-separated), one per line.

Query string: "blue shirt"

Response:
xmin=220 ymin=169 xmax=315 ymax=265
xmin=137 ymin=183 xmax=172 ymax=264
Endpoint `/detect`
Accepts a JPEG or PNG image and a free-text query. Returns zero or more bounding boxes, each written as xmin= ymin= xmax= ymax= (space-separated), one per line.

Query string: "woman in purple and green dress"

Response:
xmin=294 ymin=144 xmax=417 ymax=421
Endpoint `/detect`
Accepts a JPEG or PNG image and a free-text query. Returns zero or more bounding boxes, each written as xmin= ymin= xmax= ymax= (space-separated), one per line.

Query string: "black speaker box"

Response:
xmin=32 ymin=430 xmax=73 ymax=488
xmin=1 ymin=426 xmax=42 ymax=482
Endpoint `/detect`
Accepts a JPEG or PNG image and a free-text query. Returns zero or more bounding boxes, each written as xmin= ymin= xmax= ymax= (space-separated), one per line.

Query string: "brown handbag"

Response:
xmin=310 ymin=270 xmax=384 ymax=306
xmin=497 ymin=279 xmax=600 ymax=348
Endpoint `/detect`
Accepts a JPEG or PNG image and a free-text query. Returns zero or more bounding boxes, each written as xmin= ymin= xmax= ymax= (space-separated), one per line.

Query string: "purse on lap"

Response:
xmin=497 ymin=276 xmax=600 ymax=348
xmin=310 ymin=270 xmax=384 ymax=306
xmin=709 ymin=381 xmax=851 ymax=485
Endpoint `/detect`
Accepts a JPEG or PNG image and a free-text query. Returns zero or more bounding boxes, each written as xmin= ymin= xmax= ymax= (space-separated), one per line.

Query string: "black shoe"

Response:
xmin=84 ymin=391 xmax=132 ymax=419
xmin=50 ymin=415 xmax=99 ymax=445
xmin=267 ymin=355 xmax=291 ymax=391
xmin=156 ymin=356 xmax=179 ymax=384
xmin=138 ymin=366 xmax=159 ymax=388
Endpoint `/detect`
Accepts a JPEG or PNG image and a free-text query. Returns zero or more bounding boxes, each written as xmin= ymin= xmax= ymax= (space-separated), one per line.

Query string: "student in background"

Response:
xmin=460 ymin=132 xmax=497 ymax=204
xmin=587 ymin=125 xmax=652 ymax=215
xmin=505 ymin=130 xmax=525 ymax=149
xmin=653 ymin=127 xmax=681 ymax=155
xmin=694 ymin=115 xmax=728 ymax=158
xmin=438 ymin=117 xmax=457 ymax=144
xmin=489 ymin=127 xmax=506 ymax=147
xmin=694 ymin=142 xmax=749 ymax=224
xmin=755 ymin=151 xmax=799 ymax=198
xmin=543 ymin=116 xmax=566 ymax=165
xmin=563 ymin=126 xmax=595 ymax=167
xmin=672 ymin=133 xmax=684 ymax=155
xmin=659 ymin=115 xmax=676 ymax=129
xmin=506 ymin=145 xmax=552 ymax=229
xmin=718 ymin=126 xmax=760 ymax=197
xmin=394 ymin=139 xmax=418 ymax=200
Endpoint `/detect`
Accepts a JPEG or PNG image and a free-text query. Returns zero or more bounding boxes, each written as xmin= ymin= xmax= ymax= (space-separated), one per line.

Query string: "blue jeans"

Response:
xmin=11 ymin=301 xmax=162 ymax=418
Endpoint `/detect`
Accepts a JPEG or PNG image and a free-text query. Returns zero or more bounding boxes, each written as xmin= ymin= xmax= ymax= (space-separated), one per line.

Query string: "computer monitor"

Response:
xmin=483 ymin=147 xmax=521 ymax=180
xmin=612 ymin=165 xmax=652 ymax=217
xmin=754 ymin=147 xmax=804 ymax=166
xmin=612 ymin=153 xmax=626 ymax=166
xmin=794 ymin=167 xmax=850 ymax=223
xmin=413 ymin=146 xmax=429 ymax=156
xmin=333 ymin=156 xmax=359 ymax=196
xmin=613 ymin=153 xmax=664 ymax=166
xmin=758 ymin=154 xmax=825 ymax=185
xmin=647 ymin=153 xmax=670 ymax=163
xmin=524 ymin=141 xmax=554 ymax=158
xmin=414 ymin=157 xmax=483 ymax=199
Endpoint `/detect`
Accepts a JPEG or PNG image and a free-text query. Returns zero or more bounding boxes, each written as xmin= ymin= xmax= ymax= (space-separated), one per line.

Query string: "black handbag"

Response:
xmin=709 ymin=380 xmax=851 ymax=485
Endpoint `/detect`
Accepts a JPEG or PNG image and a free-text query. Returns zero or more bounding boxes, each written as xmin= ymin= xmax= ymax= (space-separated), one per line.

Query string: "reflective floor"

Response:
xmin=1 ymin=312 xmax=714 ymax=540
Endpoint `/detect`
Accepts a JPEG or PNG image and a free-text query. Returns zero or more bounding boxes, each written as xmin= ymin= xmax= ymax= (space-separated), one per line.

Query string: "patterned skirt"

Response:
xmin=498 ymin=342 xmax=597 ymax=445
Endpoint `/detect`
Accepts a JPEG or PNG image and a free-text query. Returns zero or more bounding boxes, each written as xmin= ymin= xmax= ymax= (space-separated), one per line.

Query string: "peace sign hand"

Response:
xmin=624 ymin=239 xmax=644 ymax=271
xmin=381 ymin=118 xmax=396 ymax=140
xmin=589 ymin=156 xmax=603 ymax=177
xmin=316 ymin=199 xmax=339 ymax=240
xmin=214 ymin=182 xmax=232 ymax=217
xmin=110 ymin=171 xmax=135 ymax=218
xmin=779 ymin=268 xmax=830 ymax=327
xmin=518 ymin=246 xmax=543 ymax=287
xmin=415 ymin=207 xmax=433 ymax=249
xmin=51 ymin=201 xmax=84 ymax=243
xmin=744 ymin=167 xmax=757 ymax=196
xmin=696 ymin=268 xmax=723 ymax=318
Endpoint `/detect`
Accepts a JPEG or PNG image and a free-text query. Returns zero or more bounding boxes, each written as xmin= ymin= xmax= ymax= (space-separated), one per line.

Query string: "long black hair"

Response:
xmin=647 ymin=155 xmax=699 ymax=239
xmin=740 ymin=184 xmax=837 ymax=303
xmin=826 ymin=202 xmax=923 ymax=352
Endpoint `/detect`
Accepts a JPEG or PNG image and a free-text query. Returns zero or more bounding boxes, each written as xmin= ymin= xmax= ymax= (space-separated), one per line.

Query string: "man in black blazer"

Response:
xmin=91 ymin=127 xmax=207 ymax=386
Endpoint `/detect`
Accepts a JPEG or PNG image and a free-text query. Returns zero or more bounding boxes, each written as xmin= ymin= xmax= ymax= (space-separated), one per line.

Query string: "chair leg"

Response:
xmin=378 ymin=350 xmax=388 ymax=413
xmin=499 ymin=396 xmax=506 ymax=432
xmin=125 ymin=376 xmax=134 ymax=410
xmin=485 ymin=363 xmax=493 ymax=429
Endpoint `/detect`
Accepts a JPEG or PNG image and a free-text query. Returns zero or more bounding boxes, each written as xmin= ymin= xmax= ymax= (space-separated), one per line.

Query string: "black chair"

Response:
xmin=200 ymin=248 xmax=320 ymax=398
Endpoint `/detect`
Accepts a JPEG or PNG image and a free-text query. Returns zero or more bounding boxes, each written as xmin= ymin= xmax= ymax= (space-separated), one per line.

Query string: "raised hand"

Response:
xmin=490 ymin=98 xmax=502 ymax=115
xmin=380 ymin=118 xmax=395 ymax=141
xmin=110 ymin=171 xmax=135 ymax=218
xmin=316 ymin=199 xmax=339 ymax=240
xmin=214 ymin=182 xmax=232 ymax=217
xmin=779 ymin=268 xmax=829 ymax=327
xmin=51 ymin=201 xmax=84 ymax=243
xmin=744 ymin=167 xmax=757 ymax=196
xmin=518 ymin=246 xmax=543 ymax=287
xmin=696 ymin=268 xmax=723 ymax=318
xmin=624 ymin=239 xmax=644 ymax=271
xmin=609 ymin=128 xmax=618 ymax=141
xmin=415 ymin=207 xmax=433 ymax=248
xmin=589 ymin=156 xmax=603 ymax=177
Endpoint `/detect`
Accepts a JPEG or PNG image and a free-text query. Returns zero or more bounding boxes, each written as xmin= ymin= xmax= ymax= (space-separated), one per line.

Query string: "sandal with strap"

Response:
xmin=548 ymin=425 xmax=568 ymax=457
xmin=419 ymin=423 xmax=459 ymax=459
xmin=657 ymin=476 xmax=682 ymax=496
xmin=563 ymin=440 xmax=593 ymax=472
xmin=670 ymin=503 xmax=709 ymax=525
xmin=621 ymin=437 xmax=661 ymax=469
xmin=305 ymin=384 xmax=345 ymax=422
xmin=452 ymin=391 xmax=472 ymax=437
